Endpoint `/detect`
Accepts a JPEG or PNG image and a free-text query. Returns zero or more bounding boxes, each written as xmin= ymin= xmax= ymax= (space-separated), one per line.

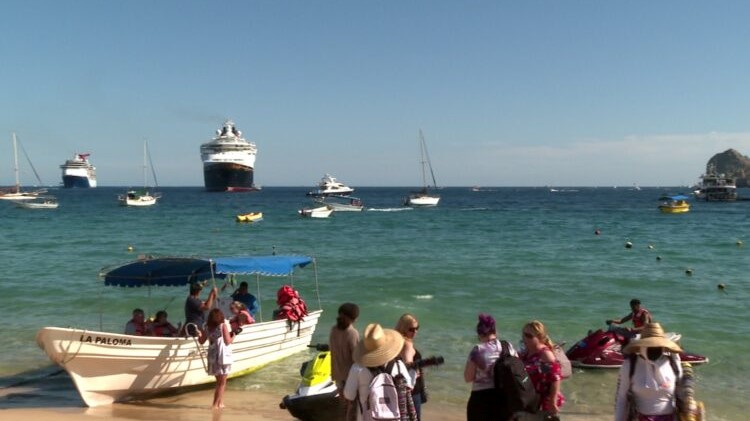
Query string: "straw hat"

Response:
xmin=623 ymin=322 xmax=682 ymax=354
xmin=355 ymin=323 xmax=405 ymax=367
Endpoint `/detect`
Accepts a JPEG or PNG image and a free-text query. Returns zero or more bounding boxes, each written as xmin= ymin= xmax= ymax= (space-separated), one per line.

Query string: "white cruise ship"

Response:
xmin=200 ymin=120 xmax=258 ymax=192
xmin=60 ymin=153 xmax=97 ymax=188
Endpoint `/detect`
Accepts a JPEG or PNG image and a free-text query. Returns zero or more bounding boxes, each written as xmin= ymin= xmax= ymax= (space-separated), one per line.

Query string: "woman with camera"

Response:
xmin=198 ymin=308 xmax=234 ymax=410
xmin=396 ymin=313 xmax=426 ymax=420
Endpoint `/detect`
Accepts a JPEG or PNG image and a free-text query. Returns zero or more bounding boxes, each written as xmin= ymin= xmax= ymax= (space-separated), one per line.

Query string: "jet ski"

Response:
xmin=280 ymin=343 xmax=344 ymax=421
xmin=566 ymin=326 xmax=709 ymax=368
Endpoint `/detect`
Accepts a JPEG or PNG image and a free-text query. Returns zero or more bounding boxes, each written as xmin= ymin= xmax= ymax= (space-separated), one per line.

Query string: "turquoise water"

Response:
xmin=1 ymin=187 xmax=748 ymax=419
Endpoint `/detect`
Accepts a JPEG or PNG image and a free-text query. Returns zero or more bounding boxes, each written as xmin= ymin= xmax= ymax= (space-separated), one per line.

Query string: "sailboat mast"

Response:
xmin=12 ymin=132 xmax=20 ymax=193
xmin=145 ymin=141 xmax=159 ymax=188
xmin=142 ymin=141 xmax=148 ymax=190
xmin=418 ymin=130 xmax=428 ymax=190
xmin=419 ymin=129 xmax=438 ymax=189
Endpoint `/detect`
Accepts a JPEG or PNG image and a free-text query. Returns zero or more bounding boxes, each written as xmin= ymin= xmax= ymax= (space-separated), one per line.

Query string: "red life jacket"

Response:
xmin=275 ymin=285 xmax=308 ymax=322
xmin=632 ymin=308 xmax=650 ymax=328
xmin=152 ymin=323 xmax=176 ymax=337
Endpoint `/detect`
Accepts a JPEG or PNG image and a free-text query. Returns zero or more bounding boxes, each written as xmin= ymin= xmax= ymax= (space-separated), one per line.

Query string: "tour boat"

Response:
xmin=36 ymin=255 xmax=322 ymax=407
xmin=693 ymin=165 xmax=738 ymax=201
xmin=658 ymin=195 xmax=690 ymax=214
xmin=313 ymin=195 xmax=364 ymax=212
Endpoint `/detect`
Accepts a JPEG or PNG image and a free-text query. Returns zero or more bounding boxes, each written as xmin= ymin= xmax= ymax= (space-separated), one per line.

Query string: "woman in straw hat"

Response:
xmin=463 ymin=313 xmax=517 ymax=421
xmin=343 ymin=323 xmax=415 ymax=421
xmin=614 ymin=322 xmax=683 ymax=421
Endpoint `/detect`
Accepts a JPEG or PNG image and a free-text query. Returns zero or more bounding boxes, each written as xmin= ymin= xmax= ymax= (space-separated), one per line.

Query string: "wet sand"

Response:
xmin=0 ymin=388 xmax=610 ymax=421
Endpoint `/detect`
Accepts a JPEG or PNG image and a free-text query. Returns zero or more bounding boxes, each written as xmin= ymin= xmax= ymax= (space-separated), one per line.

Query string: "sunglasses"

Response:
xmin=408 ymin=326 xmax=420 ymax=332
xmin=523 ymin=332 xmax=535 ymax=339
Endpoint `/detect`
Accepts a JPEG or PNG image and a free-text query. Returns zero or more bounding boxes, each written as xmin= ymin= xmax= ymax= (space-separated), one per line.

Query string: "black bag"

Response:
xmin=494 ymin=340 xmax=540 ymax=414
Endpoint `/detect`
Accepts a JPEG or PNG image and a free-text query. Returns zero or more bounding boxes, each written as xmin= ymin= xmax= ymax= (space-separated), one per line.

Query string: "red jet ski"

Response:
xmin=566 ymin=327 xmax=709 ymax=368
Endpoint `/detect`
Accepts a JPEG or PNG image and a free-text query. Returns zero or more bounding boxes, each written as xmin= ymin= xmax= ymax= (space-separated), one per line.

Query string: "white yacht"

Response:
xmin=306 ymin=174 xmax=354 ymax=197
xmin=201 ymin=120 xmax=258 ymax=192
xmin=60 ymin=153 xmax=97 ymax=188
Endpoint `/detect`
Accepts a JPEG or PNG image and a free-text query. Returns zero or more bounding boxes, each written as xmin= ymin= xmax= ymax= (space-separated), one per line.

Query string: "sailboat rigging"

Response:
xmin=118 ymin=141 xmax=161 ymax=207
xmin=0 ymin=133 xmax=47 ymax=200
xmin=405 ymin=129 xmax=440 ymax=207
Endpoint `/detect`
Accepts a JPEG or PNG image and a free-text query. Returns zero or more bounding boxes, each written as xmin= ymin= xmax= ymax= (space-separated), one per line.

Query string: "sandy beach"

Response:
xmin=0 ymin=387 xmax=611 ymax=421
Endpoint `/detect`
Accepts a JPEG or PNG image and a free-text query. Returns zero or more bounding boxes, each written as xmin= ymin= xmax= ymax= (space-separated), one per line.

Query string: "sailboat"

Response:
xmin=405 ymin=129 xmax=440 ymax=207
xmin=0 ymin=133 xmax=47 ymax=201
xmin=118 ymin=141 xmax=161 ymax=207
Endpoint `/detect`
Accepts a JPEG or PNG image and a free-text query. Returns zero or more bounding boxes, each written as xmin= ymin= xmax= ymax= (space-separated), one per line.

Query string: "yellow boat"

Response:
xmin=658 ymin=196 xmax=690 ymax=214
xmin=236 ymin=212 xmax=263 ymax=222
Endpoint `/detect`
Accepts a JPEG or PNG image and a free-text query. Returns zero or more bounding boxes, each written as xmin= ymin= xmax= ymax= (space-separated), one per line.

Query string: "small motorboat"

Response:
xmin=566 ymin=326 xmax=708 ymax=368
xmin=14 ymin=196 xmax=59 ymax=209
xmin=280 ymin=344 xmax=342 ymax=421
xmin=313 ymin=195 xmax=364 ymax=212
xmin=236 ymin=212 xmax=263 ymax=222
xmin=298 ymin=206 xmax=333 ymax=219
xmin=658 ymin=195 xmax=690 ymax=213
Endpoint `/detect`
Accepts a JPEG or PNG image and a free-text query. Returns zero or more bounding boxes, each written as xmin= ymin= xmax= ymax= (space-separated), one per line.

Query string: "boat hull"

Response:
xmin=62 ymin=175 xmax=96 ymax=188
xmin=36 ymin=310 xmax=321 ymax=407
xmin=406 ymin=195 xmax=440 ymax=207
xmin=203 ymin=162 xmax=254 ymax=192
xmin=659 ymin=205 xmax=690 ymax=213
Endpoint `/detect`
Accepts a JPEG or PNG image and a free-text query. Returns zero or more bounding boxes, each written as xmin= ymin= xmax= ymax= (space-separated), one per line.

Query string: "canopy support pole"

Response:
xmin=255 ymin=274 xmax=263 ymax=322
xmin=312 ymin=258 xmax=321 ymax=311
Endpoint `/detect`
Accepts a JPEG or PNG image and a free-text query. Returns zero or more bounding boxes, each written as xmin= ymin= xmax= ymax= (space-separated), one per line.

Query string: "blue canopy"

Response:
xmin=103 ymin=255 xmax=313 ymax=287
xmin=660 ymin=194 xmax=690 ymax=201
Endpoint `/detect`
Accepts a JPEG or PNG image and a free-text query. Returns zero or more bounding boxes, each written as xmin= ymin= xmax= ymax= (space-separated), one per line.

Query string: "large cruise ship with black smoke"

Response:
xmin=60 ymin=153 xmax=97 ymax=188
xmin=200 ymin=120 xmax=258 ymax=192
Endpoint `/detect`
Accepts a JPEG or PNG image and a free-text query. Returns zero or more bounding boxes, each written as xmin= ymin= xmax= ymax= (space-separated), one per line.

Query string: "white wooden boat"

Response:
xmin=118 ymin=141 xmax=160 ymax=207
xmin=118 ymin=190 xmax=161 ymax=207
xmin=36 ymin=255 xmax=322 ymax=407
xmin=14 ymin=196 xmax=59 ymax=209
xmin=298 ymin=205 xmax=333 ymax=218
xmin=405 ymin=130 xmax=440 ymax=207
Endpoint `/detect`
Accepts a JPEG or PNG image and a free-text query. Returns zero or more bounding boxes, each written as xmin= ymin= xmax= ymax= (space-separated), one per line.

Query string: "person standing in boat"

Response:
xmin=607 ymin=298 xmax=653 ymax=337
xmin=198 ymin=308 xmax=234 ymax=410
xmin=329 ymin=303 xmax=359 ymax=421
xmin=184 ymin=282 xmax=217 ymax=336
xmin=229 ymin=281 xmax=259 ymax=317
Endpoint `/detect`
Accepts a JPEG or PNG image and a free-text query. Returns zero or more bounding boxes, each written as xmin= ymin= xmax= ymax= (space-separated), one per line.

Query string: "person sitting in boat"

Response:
xmin=229 ymin=301 xmax=254 ymax=331
xmin=183 ymin=281 xmax=217 ymax=336
xmin=148 ymin=310 xmax=179 ymax=337
xmin=124 ymin=308 xmax=146 ymax=335
xmin=229 ymin=281 xmax=259 ymax=317
xmin=606 ymin=298 xmax=653 ymax=338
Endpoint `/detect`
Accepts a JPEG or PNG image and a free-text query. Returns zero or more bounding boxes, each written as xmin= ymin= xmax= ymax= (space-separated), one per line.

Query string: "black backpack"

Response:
xmin=494 ymin=340 xmax=540 ymax=414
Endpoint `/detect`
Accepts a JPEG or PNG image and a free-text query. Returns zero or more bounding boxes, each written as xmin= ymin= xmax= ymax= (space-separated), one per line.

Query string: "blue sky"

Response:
xmin=2 ymin=1 xmax=750 ymax=187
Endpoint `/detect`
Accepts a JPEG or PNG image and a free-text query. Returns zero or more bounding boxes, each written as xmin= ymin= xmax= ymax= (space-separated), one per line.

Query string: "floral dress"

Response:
xmin=523 ymin=347 xmax=565 ymax=411
xmin=207 ymin=324 xmax=232 ymax=376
